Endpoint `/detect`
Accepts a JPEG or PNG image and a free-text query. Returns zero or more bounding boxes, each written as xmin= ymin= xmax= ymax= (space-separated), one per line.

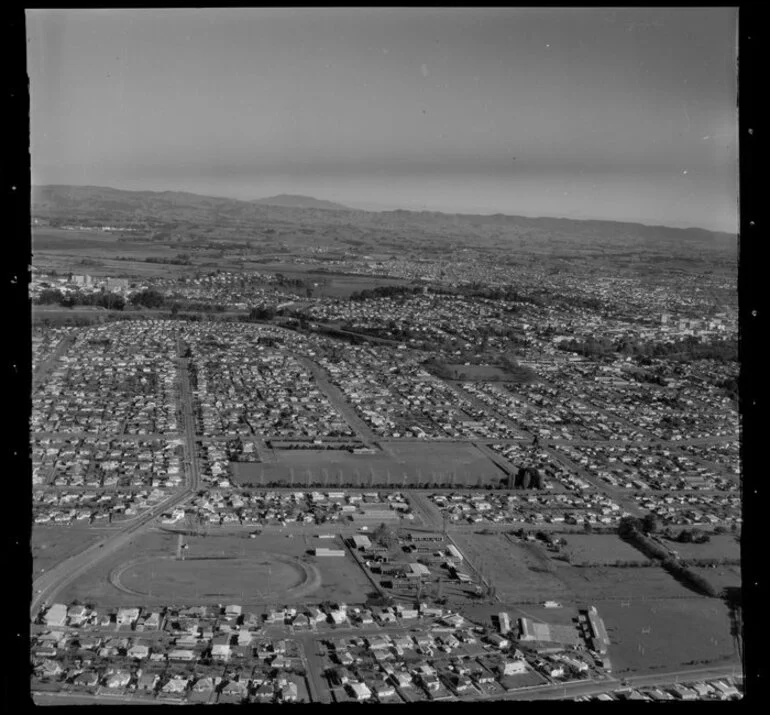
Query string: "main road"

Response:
xmin=30 ymin=333 xmax=201 ymax=617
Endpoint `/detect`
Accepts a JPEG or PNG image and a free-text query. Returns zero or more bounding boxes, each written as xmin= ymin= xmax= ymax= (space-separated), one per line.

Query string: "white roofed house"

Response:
xmin=127 ymin=643 xmax=150 ymax=660
xmin=116 ymin=607 xmax=141 ymax=627
xmin=347 ymin=681 xmax=373 ymax=701
xmin=104 ymin=669 xmax=132 ymax=689
xmin=43 ymin=603 xmax=68 ymax=627
xmin=500 ymin=660 xmax=527 ymax=676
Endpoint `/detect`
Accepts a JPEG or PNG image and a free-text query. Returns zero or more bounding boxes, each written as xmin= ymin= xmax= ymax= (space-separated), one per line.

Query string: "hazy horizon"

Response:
xmin=32 ymin=180 xmax=737 ymax=234
xmin=27 ymin=8 xmax=738 ymax=233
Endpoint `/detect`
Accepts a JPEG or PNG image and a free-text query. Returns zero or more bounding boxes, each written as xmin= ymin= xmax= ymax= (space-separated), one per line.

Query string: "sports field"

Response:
xmin=56 ymin=530 xmax=372 ymax=608
xmin=600 ymin=598 xmax=739 ymax=675
xmin=231 ymin=442 xmax=504 ymax=487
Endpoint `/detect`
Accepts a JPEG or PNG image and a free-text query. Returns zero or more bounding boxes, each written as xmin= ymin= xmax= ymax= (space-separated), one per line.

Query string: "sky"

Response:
xmin=27 ymin=8 xmax=738 ymax=232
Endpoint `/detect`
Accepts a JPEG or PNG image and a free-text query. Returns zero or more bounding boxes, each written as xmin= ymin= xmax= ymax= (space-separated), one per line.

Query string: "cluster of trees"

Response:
xmin=557 ymin=335 xmax=738 ymax=363
xmin=449 ymin=283 xmax=543 ymax=305
xmin=509 ymin=467 xmax=546 ymax=489
xmin=371 ymin=522 xmax=399 ymax=549
xmin=129 ymin=289 xmax=166 ymax=309
xmin=35 ymin=288 xmax=126 ymax=310
xmin=273 ymin=273 xmax=307 ymax=289
xmin=247 ymin=305 xmax=276 ymax=321
xmin=717 ymin=376 xmax=739 ymax=403
xmin=663 ymin=527 xmax=711 ymax=544
xmin=349 ymin=285 xmax=424 ymax=301
xmin=144 ymin=253 xmax=192 ymax=265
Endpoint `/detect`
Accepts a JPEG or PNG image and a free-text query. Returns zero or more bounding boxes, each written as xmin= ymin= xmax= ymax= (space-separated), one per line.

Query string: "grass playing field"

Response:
xmin=56 ymin=530 xmax=372 ymax=609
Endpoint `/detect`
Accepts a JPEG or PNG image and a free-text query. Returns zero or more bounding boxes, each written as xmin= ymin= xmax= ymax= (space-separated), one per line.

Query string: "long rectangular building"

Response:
xmin=315 ymin=548 xmax=345 ymax=557
xmin=586 ymin=606 xmax=610 ymax=653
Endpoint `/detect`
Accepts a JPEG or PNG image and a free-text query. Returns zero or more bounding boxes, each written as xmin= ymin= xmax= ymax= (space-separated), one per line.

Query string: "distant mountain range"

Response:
xmin=31 ymin=185 xmax=736 ymax=249
xmin=251 ymin=194 xmax=351 ymax=211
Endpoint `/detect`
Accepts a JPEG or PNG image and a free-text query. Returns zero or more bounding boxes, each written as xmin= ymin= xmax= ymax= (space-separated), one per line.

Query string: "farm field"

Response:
xmin=32 ymin=227 xmax=122 ymax=251
xmin=663 ymin=534 xmax=741 ymax=561
xmin=551 ymin=562 xmax=708 ymax=601
xmin=32 ymin=526 xmax=109 ymax=578
xmin=600 ymin=598 xmax=739 ymax=675
xmin=689 ymin=566 xmax=741 ymax=591
xmin=230 ymin=443 xmax=504 ymax=487
xmin=55 ymin=530 xmax=372 ymax=609
xmin=443 ymin=365 xmax=514 ymax=381
xmin=561 ymin=534 xmax=653 ymax=565
xmin=449 ymin=532 xmax=571 ymax=604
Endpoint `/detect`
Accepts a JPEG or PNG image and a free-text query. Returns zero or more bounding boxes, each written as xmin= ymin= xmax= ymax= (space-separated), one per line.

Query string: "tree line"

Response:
xmin=617 ymin=516 xmax=722 ymax=597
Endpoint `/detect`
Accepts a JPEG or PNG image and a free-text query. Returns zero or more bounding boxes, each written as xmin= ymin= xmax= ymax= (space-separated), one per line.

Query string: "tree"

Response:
xmin=641 ymin=513 xmax=659 ymax=534
xmin=618 ymin=516 xmax=643 ymax=539
xmin=130 ymin=289 xmax=165 ymax=309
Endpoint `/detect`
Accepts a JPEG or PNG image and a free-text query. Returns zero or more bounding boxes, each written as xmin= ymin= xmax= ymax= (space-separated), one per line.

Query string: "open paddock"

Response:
xmin=33 ymin=227 xmax=123 ymax=251
xmin=664 ymin=534 xmax=741 ymax=562
xmin=561 ymin=534 xmax=653 ymax=566
xmin=599 ymin=598 xmax=739 ymax=675
xmin=32 ymin=525 xmax=108 ymax=578
xmin=689 ymin=566 xmax=741 ymax=592
xmin=450 ymin=532 xmax=571 ymax=603
xmin=55 ymin=530 xmax=372 ymax=608
xmin=552 ymin=562 xmax=709 ymax=601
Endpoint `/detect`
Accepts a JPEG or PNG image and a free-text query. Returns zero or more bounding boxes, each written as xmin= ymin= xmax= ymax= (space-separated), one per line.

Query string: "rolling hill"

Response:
xmin=251 ymin=194 xmax=351 ymax=211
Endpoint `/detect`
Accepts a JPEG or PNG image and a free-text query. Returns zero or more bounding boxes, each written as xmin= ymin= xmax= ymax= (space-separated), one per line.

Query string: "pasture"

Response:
xmin=561 ymin=534 xmax=653 ymax=566
xmin=56 ymin=530 xmax=372 ymax=608
xmin=449 ymin=532 xmax=571 ymax=604
xmin=664 ymin=534 xmax=741 ymax=561
xmin=32 ymin=227 xmax=122 ymax=252
xmin=689 ymin=566 xmax=741 ymax=592
xmin=552 ymin=562 xmax=708 ymax=601
xmin=32 ymin=526 xmax=108 ymax=578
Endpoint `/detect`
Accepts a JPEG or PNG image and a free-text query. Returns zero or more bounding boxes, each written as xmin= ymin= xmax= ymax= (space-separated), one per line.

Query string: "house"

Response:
xmin=67 ymin=604 xmax=89 ymax=625
xmin=347 ymin=681 xmax=373 ymax=701
xmin=192 ymin=677 xmax=215 ymax=693
xmin=73 ymin=671 xmax=99 ymax=688
xmin=211 ymin=642 xmax=232 ymax=661
xmin=104 ymin=669 xmax=132 ymax=688
xmin=127 ymin=644 xmax=150 ymax=660
xmin=162 ymin=676 xmax=190 ymax=695
xmin=36 ymin=660 xmax=63 ymax=678
xmin=367 ymin=636 xmax=391 ymax=651
xmin=225 ymin=604 xmax=242 ymax=619
xmin=391 ymin=671 xmax=412 ymax=688
xmin=500 ymin=660 xmax=527 ymax=676
xmin=330 ymin=610 xmax=348 ymax=625
xmin=442 ymin=613 xmax=465 ymax=628
xmin=280 ymin=681 xmax=299 ymax=702
xmin=254 ymin=683 xmax=274 ymax=702
xmin=220 ymin=679 xmax=248 ymax=701
xmin=487 ymin=633 xmax=510 ymax=649
xmin=116 ymin=607 xmax=140 ymax=627
xmin=44 ymin=603 xmax=68 ymax=627
xmin=168 ymin=648 xmax=197 ymax=662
